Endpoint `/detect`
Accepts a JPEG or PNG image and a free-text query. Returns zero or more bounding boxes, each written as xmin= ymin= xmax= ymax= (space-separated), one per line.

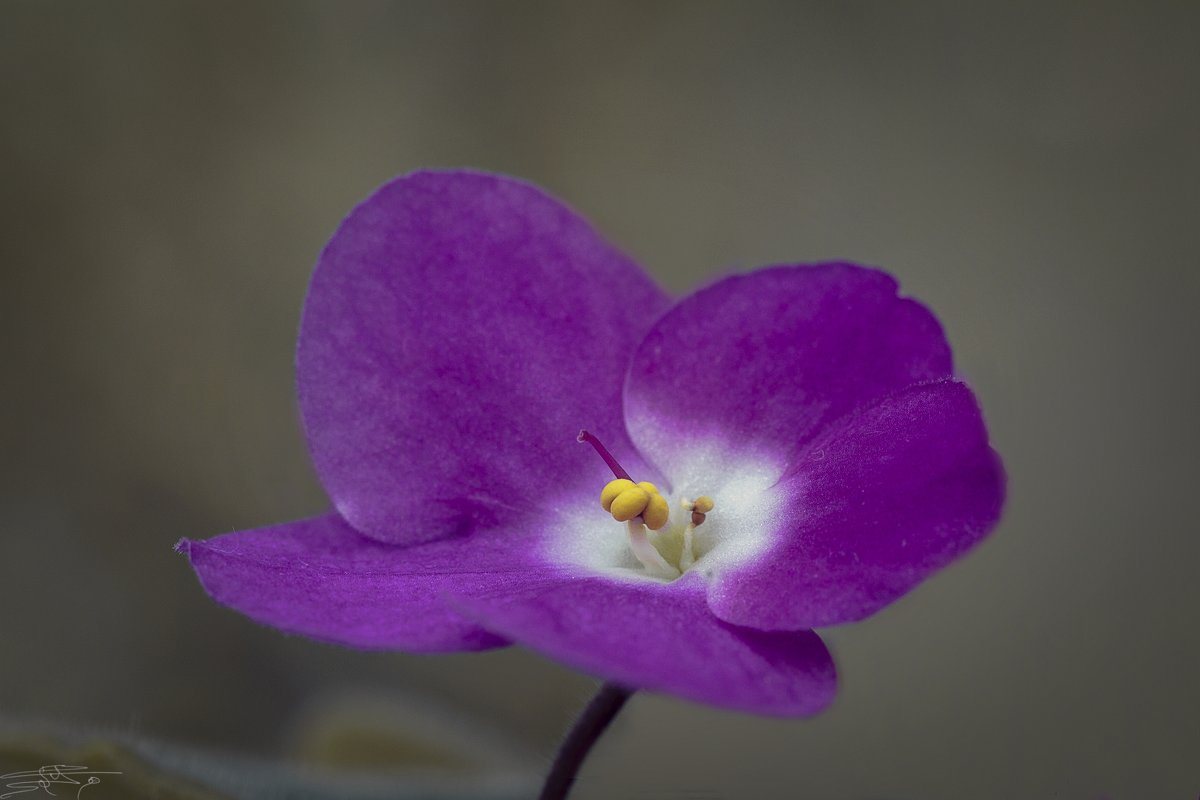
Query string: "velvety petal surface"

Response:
xmin=624 ymin=263 xmax=953 ymax=483
xmin=452 ymin=575 xmax=837 ymax=716
xmin=177 ymin=514 xmax=511 ymax=652
xmin=179 ymin=513 xmax=836 ymax=714
xmin=298 ymin=170 xmax=669 ymax=544
xmin=706 ymin=380 xmax=1006 ymax=630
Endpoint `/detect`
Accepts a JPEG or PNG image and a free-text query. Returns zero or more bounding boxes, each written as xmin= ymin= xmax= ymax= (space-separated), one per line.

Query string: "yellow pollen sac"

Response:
xmin=599 ymin=478 xmax=670 ymax=529
xmin=686 ymin=495 xmax=715 ymax=528
xmin=642 ymin=492 xmax=669 ymax=530
xmin=609 ymin=487 xmax=650 ymax=522
xmin=600 ymin=479 xmax=635 ymax=512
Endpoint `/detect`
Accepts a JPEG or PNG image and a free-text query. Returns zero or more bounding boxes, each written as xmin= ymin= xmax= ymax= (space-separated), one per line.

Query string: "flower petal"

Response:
xmin=298 ymin=170 xmax=669 ymax=544
xmin=179 ymin=514 xmax=836 ymax=715
xmin=451 ymin=576 xmax=837 ymax=716
xmin=624 ymin=263 xmax=952 ymax=483
xmin=706 ymin=380 xmax=1006 ymax=630
xmin=177 ymin=514 xmax=511 ymax=652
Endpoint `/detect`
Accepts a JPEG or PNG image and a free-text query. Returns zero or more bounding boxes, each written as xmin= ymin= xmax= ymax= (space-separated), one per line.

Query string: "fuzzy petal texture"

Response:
xmin=706 ymin=380 xmax=1006 ymax=630
xmin=177 ymin=514 xmax=510 ymax=652
xmin=451 ymin=575 xmax=837 ymax=716
xmin=298 ymin=170 xmax=669 ymax=545
xmin=180 ymin=514 xmax=836 ymax=714
xmin=624 ymin=264 xmax=953 ymax=484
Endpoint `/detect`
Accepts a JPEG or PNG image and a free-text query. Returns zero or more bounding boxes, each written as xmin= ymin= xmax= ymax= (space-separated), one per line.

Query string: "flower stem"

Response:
xmin=538 ymin=682 xmax=634 ymax=800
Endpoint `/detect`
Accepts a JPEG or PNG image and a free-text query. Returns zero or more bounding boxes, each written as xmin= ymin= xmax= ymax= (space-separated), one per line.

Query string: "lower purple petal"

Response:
xmin=452 ymin=575 xmax=837 ymax=716
xmin=180 ymin=512 xmax=838 ymax=714
xmin=707 ymin=380 xmax=1006 ymax=630
xmin=178 ymin=514 xmax=509 ymax=652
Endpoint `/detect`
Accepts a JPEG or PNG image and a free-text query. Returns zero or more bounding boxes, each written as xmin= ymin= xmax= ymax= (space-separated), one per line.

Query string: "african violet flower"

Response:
xmin=178 ymin=170 xmax=1005 ymax=716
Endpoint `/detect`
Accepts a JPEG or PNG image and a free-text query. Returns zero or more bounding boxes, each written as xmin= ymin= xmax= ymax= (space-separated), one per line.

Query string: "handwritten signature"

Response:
xmin=0 ymin=765 xmax=121 ymax=799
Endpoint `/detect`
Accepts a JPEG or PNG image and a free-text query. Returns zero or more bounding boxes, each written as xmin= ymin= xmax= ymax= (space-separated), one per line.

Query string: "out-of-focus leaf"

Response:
xmin=0 ymin=735 xmax=228 ymax=800
xmin=0 ymin=710 xmax=538 ymax=800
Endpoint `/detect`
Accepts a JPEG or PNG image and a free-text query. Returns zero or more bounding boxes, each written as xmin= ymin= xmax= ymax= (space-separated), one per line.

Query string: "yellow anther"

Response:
xmin=600 ymin=479 xmax=635 ymax=512
xmin=642 ymin=492 xmax=669 ymax=530
xmin=693 ymin=496 xmax=714 ymax=514
xmin=601 ymin=478 xmax=670 ymax=527
xmin=610 ymin=487 xmax=650 ymax=522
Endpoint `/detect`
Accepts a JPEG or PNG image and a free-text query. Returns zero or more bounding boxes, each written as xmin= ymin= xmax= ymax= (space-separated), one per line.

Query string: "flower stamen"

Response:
xmin=679 ymin=496 xmax=714 ymax=572
xmin=581 ymin=429 xmax=678 ymax=577
xmin=600 ymin=479 xmax=669 ymax=529
xmin=627 ymin=520 xmax=680 ymax=579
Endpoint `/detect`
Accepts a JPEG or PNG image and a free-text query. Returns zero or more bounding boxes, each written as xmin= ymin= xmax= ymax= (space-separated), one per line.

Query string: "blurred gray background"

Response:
xmin=2 ymin=1 xmax=1198 ymax=798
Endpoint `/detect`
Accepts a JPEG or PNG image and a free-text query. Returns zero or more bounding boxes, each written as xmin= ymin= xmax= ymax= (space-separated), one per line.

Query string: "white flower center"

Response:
xmin=554 ymin=456 xmax=784 ymax=584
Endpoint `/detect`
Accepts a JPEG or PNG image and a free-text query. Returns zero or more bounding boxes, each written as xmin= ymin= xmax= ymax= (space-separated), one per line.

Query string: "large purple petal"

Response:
xmin=298 ymin=170 xmax=669 ymax=544
xmin=178 ymin=514 xmax=836 ymax=714
xmin=624 ymin=264 xmax=952 ymax=483
xmin=451 ymin=575 xmax=837 ymax=716
xmin=177 ymin=514 xmax=511 ymax=652
xmin=706 ymin=380 xmax=1005 ymax=630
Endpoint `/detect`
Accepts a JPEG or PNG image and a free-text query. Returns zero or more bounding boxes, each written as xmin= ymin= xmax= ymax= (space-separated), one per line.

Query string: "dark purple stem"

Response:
xmin=539 ymin=682 xmax=634 ymax=800
xmin=577 ymin=430 xmax=631 ymax=480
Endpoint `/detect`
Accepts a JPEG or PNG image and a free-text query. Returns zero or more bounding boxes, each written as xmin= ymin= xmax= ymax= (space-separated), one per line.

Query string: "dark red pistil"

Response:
xmin=577 ymin=430 xmax=631 ymax=480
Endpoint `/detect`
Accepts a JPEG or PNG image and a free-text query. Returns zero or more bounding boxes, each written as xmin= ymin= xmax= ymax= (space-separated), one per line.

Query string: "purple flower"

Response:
xmin=178 ymin=170 xmax=1005 ymax=716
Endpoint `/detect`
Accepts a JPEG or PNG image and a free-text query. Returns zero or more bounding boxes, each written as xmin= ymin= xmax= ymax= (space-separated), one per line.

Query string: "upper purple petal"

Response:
xmin=298 ymin=170 xmax=669 ymax=544
xmin=706 ymin=380 xmax=1006 ymax=630
xmin=623 ymin=263 xmax=953 ymax=483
